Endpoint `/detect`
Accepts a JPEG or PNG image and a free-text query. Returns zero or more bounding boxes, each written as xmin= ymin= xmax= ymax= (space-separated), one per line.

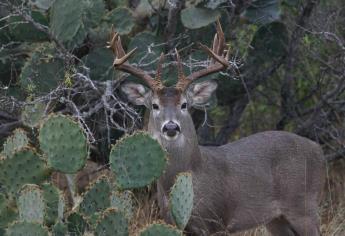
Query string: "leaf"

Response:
xmin=247 ymin=21 xmax=288 ymax=64
xmin=242 ymin=0 xmax=280 ymax=25
xmin=28 ymin=0 xmax=55 ymax=10
xmin=19 ymin=43 xmax=64 ymax=95
xmin=8 ymin=10 xmax=49 ymax=42
xmin=50 ymin=0 xmax=86 ymax=48
xmin=82 ymin=47 xmax=115 ymax=81
xmin=181 ymin=7 xmax=220 ymax=29
xmin=50 ymin=0 xmax=105 ymax=49
xmin=205 ymin=0 xmax=228 ymax=9
xmin=103 ymin=7 xmax=135 ymax=35
xmin=127 ymin=32 xmax=164 ymax=76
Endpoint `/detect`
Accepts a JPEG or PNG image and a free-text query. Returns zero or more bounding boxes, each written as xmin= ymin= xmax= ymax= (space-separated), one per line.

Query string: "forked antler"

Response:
xmin=175 ymin=19 xmax=230 ymax=91
xmin=108 ymin=29 xmax=164 ymax=91
xmin=109 ymin=20 xmax=229 ymax=92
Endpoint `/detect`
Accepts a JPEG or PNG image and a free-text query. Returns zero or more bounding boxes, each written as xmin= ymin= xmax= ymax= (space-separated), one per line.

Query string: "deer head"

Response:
xmin=109 ymin=20 xmax=229 ymax=144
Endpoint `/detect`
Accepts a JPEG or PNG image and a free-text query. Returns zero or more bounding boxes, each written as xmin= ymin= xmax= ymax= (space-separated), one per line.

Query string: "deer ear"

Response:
xmin=121 ymin=82 xmax=150 ymax=106
xmin=187 ymin=80 xmax=217 ymax=107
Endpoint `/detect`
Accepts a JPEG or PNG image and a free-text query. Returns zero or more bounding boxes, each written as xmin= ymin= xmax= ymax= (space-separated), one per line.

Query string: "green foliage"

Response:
xmin=66 ymin=212 xmax=88 ymax=236
xmin=169 ymin=173 xmax=194 ymax=229
xmin=205 ymin=0 xmax=228 ymax=9
xmin=110 ymin=190 xmax=134 ymax=219
xmin=28 ymin=0 xmax=56 ymax=11
xmin=52 ymin=222 xmax=68 ymax=236
xmin=82 ymin=47 xmax=114 ymax=81
xmin=50 ymin=0 xmax=105 ymax=48
xmin=242 ymin=0 xmax=280 ymax=25
xmin=78 ymin=176 xmax=111 ymax=217
xmin=181 ymin=7 xmax=220 ymax=29
xmin=109 ymin=132 xmax=167 ymax=189
xmin=247 ymin=21 xmax=288 ymax=64
xmin=1 ymin=0 xmax=340 ymax=234
xmin=103 ymin=7 xmax=135 ymax=35
xmin=1 ymin=129 xmax=29 ymax=158
xmin=41 ymin=183 xmax=64 ymax=226
xmin=94 ymin=208 xmax=128 ymax=236
xmin=0 ymin=148 xmax=49 ymax=196
xmin=22 ymin=102 xmax=46 ymax=128
xmin=128 ymin=31 xmax=164 ymax=72
xmin=17 ymin=184 xmax=45 ymax=224
xmin=6 ymin=221 xmax=49 ymax=236
xmin=139 ymin=222 xmax=183 ymax=236
xmin=19 ymin=43 xmax=64 ymax=95
xmin=8 ymin=10 xmax=49 ymax=42
xmin=39 ymin=114 xmax=88 ymax=173
xmin=0 ymin=194 xmax=17 ymax=228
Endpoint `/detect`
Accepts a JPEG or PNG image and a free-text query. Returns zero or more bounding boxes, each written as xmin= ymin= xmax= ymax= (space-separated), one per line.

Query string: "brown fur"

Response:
xmin=122 ymin=83 xmax=326 ymax=236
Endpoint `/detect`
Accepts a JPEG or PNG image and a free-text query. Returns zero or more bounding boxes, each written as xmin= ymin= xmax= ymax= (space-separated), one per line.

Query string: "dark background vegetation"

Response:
xmin=0 ymin=0 xmax=344 ymax=234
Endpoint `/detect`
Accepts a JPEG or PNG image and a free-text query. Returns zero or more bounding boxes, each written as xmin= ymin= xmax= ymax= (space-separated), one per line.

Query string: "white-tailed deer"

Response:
xmin=109 ymin=21 xmax=326 ymax=235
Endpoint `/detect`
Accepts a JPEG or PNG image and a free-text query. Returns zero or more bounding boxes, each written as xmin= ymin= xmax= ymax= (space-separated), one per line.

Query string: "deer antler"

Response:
xmin=175 ymin=19 xmax=230 ymax=91
xmin=108 ymin=29 xmax=164 ymax=91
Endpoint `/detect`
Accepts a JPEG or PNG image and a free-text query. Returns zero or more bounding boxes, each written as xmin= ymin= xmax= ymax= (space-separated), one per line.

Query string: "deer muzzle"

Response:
xmin=162 ymin=121 xmax=181 ymax=139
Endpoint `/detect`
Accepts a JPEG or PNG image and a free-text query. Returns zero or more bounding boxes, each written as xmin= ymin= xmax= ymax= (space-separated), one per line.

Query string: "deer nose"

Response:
xmin=162 ymin=121 xmax=181 ymax=137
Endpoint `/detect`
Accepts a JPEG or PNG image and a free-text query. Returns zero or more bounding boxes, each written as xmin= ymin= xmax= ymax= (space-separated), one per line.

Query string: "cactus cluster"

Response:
xmin=0 ymin=113 xmax=194 ymax=235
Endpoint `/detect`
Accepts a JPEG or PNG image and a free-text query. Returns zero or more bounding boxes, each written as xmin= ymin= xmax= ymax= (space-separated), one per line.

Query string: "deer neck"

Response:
xmin=148 ymin=121 xmax=202 ymax=190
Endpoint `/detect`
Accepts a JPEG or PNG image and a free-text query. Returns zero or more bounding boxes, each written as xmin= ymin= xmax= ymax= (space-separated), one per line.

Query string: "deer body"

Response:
xmin=109 ymin=21 xmax=325 ymax=235
xmin=155 ymin=128 xmax=325 ymax=235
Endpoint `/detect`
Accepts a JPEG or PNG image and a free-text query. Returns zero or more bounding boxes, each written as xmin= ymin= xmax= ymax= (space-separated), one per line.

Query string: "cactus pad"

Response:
xmin=1 ymin=129 xmax=29 ymax=158
xmin=109 ymin=132 xmax=167 ymax=189
xmin=0 ymin=148 xmax=49 ymax=195
xmin=110 ymin=190 xmax=134 ymax=219
xmin=79 ymin=176 xmax=111 ymax=217
xmin=52 ymin=221 xmax=68 ymax=236
xmin=42 ymin=183 xmax=64 ymax=226
xmin=95 ymin=208 xmax=128 ymax=236
xmin=0 ymin=193 xmax=17 ymax=228
xmin=6 ymin=221 xmax=49 ymax=236
xmin=22 ymin=102 xmax=46 ymax=128
xmin=39 ymin=114 xmax=88 ymax=173
xmin=169 ymin=172 xmax=194 ymax=229
xmin=17 ymin=184 xmax=45 ymax=224
xmin=139 ymin=222 xmax=183 ymax=236
xmin=67 ymin=212 xmax=88 ymax=236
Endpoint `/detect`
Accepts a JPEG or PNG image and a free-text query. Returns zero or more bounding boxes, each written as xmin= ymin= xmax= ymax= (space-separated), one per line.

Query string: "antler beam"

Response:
xmin=175 ymin=19 xmax=230 ymax=91
xmin=108 ymin=30 xmax=164 ymax=91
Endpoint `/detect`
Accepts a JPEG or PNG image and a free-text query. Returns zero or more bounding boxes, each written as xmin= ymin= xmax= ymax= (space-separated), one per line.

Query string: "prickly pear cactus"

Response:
xmin=0 ymin=148 xmax=49 ymax=196
xmin=0 ymin=194 xmax=17 ymax=229
xmin=109 ymin=132 xmax=167 ymax=189
xmin=110 ymin=190 xmax=134 ymax=219
xmin=169 ymin=172 xmax=194 ymax=229
xmin=22 ymin=102 xmax=46 ymax=128
xmin=1 ymin=129 xmax=29 ymax=158
xmin=66 ymin=212 xmax=88 ymax=236
xmin=78 ymin=176 xmax=111 ymax=217
xmin=5 ymin=221 xmax=49 ymax=236
xmin=94 ymin=208 xmax=128 ymax=236
xmin=39 ymin=114 xmax=88 ymax=173
xmin=52 ymin=221 xmax=68 ymax=236
xmin=139 ymin=222 xmax=183 ymax=236
xmin=17 ymin=184 xmax=45 ymax=224
xmin=41 ymin=183 xmax=64 ymax=226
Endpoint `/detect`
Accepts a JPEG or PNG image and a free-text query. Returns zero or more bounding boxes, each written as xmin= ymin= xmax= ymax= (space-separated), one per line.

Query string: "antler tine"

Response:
xmin=153 ymin=53 xmax=165 ymax=90
xmin=215 ymin=19 xmax=225 ymax=56
xmin=155 ymin=53 xmax=164 ymax=80
xmin=175 ymin=48 xmax=189 ymax=91
xmin=108 ymin=29 xmax=162 ymax=91
xmin=176 ymin=19 xmax=230 ymax=91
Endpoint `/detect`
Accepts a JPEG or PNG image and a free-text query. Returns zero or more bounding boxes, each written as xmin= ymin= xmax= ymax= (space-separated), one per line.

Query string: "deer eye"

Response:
xmin=181 ymin=102 xmax=187 ymax=110
xmin=152 ymin=103 xmax=159 ymax=110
